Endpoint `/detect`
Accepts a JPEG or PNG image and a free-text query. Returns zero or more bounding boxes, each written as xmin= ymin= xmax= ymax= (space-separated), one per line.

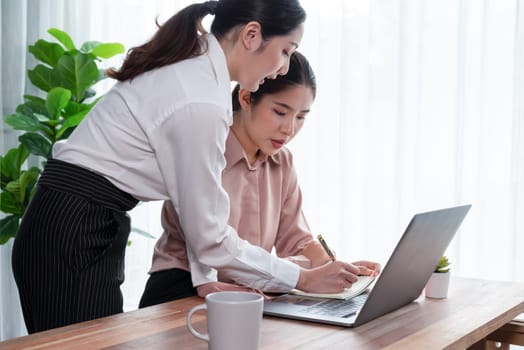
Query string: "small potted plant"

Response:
xmin=425 ymin=256 xmax=451 ymax=298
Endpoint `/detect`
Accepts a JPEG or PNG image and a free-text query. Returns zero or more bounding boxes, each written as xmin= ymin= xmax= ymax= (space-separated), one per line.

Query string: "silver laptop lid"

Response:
xmin=263 ymin=205 xmax=471 ymax=327
xmin=353 ymin=204 xmax=471 ymax=326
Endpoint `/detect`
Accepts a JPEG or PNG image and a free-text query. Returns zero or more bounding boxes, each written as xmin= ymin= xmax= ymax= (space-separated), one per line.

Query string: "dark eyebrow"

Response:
xmin=274 ymin=101 xmax=310 ymax=114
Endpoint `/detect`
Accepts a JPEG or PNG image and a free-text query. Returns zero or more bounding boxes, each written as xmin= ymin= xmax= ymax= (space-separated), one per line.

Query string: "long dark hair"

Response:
xmin=232 ymin=51 xmax=316 ymax=111
xmin=107 ymin=0 xmax=306 ymax=81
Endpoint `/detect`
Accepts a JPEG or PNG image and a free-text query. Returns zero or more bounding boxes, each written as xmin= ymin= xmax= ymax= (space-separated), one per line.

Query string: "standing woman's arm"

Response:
xmin=150 ymin=103 xmax=301 ymax=292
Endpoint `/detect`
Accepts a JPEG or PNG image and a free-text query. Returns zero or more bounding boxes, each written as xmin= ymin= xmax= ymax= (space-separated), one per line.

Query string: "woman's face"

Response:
xmin=233 ymin=84 xmax=314 ymax=160
xmin=239 ymin=24 xmax=304 ymax=92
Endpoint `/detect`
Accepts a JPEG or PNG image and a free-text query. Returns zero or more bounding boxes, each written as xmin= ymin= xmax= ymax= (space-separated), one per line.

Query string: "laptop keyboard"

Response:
xmin=299 ymin=293 xmax=368 ymax=318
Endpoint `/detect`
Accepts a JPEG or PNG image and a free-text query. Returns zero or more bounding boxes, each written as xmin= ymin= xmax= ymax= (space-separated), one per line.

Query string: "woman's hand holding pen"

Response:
xmin=296 ymin=262 xmax=360 ymax=293
xmin=296 ymin=234 xmax=382 ymax=293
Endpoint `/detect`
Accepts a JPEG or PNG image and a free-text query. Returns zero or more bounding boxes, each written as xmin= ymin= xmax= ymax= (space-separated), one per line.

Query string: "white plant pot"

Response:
xmin=425 ymin=272 xmax=450 ymax=299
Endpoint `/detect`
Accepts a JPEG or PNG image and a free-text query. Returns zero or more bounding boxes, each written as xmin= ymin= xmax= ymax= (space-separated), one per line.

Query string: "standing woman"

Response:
xmin=12 ymin=0 xmax=358 ymax=333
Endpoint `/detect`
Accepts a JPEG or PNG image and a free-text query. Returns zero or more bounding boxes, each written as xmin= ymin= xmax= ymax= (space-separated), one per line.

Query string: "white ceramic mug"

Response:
xmin=187 ymin=291 xmax=264 ymax=350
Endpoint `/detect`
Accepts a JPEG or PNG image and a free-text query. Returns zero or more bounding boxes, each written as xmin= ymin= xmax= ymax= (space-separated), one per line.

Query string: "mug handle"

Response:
xmin=186 ymin=304 xmax=209 ymax=342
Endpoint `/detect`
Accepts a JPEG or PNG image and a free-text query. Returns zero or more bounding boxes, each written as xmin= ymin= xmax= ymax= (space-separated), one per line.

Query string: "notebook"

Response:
xmin=263 ymin=205 xmax=472 ymax=327
xmin=290 ymin=275 xmax=375 ymax=300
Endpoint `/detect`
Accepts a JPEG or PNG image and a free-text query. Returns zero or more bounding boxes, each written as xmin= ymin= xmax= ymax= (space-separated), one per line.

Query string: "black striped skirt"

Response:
xmin=11 ymin=159 xmax=138 ymax=333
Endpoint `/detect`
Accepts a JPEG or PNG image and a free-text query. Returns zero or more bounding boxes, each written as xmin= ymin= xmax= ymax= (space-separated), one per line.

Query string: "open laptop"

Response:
xmin=263 ymin=204 xmax=472 ymax=327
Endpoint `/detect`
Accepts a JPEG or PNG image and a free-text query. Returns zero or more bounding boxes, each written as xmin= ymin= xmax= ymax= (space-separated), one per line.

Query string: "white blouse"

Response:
xmin=53 ymin=34 xmax=300 ymax=291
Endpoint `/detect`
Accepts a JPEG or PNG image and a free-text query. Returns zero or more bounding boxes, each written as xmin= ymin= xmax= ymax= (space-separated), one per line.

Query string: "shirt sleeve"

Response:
xmin=273 ymin=152 xmax=316 ymax=258
xmin=149 ymin=103 xmax=300 ymax=291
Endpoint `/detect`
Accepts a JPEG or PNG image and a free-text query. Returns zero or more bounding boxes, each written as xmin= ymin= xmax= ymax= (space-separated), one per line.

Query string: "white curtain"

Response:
xmin=1 ymin=0 xmax=522 ymax=341
xmin=294 ymin=0 xmax=524 ymax=276
xmin=294 ymin=0 xmax=524 ymax=281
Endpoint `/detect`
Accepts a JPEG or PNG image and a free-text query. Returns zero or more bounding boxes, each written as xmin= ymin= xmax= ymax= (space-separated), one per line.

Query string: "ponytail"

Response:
xmin=107 ymin=1 xmax=217 ymax=81
xmin=107 ymin=0 xmax=305 ymax=82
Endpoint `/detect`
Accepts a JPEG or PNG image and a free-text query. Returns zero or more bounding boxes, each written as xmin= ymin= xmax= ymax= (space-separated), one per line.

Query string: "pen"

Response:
xmin=317 ymin=234 xmax=336 ymax=261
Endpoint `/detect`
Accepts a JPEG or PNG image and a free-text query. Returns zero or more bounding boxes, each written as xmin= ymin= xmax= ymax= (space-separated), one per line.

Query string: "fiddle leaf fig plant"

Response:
xmin=434 ymin=256 xmax=451 ymax=273
xmin=0 ymin=28 xmax=125 ymax=244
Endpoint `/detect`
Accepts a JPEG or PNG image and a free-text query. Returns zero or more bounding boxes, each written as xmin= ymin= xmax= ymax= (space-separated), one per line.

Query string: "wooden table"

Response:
xmin=485 ymin=317 xmax=524 ymax=350
xmin=1 ymin=277 xmax=523 ymax=350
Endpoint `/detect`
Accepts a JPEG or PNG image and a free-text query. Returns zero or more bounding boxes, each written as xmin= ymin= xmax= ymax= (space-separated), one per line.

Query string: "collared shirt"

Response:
xmin=53 ymin=34 xmax=299 ymax=291
xmin=151 ymin=132 xmax=315 ymax=287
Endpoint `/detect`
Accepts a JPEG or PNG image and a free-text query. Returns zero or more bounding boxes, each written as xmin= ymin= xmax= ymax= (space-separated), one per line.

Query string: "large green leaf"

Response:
xmin=0 ymin=215 xmax=21 ymax=244
xmin=4 ymin=113 xmax=54 ymax=136
xmin=19 ymin=167 xmax=40 ymax=203
xmin=64 ymin=100 xmax=92 ymax=115
xmin=17 ymin=96 xmax=48 ymax=118
xmin=5 ymin=179 xmax=21 ymax=197
xmin=19 ymin=133 xmax=52 ymax=158
xmin=91 ymin=43 xmax=125 ymax=59
xmin=0 ymin=146 xmax=29 ymax=181
xmin=80 ymin=41 xmax=101 ymax=53
xmin=48 ymin=28 xmax=76 ymax=51
xmin=28 ymin=64 xmax=58 ymax=92
xmin=33 ymin=113 xmax=51 ymax=123
xmin=28 ymin=39 xmax=65 ymax=67
xmin=0 ymin=190 xmax=23 ymax=214
xmin=56 ymin=109 xmax=89 ymax=139
xmin=24 ymin=95 xmax=46 ymax=104
xmin=46 ymin=87 xmax=72 ymax=119
xmin=58 ymin=127 xmax=75 ymax=140
xmin=55 ymin=54 xmax=99 ymax=102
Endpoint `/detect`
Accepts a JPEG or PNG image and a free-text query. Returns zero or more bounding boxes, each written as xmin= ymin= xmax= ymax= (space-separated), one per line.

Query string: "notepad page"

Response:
xmin=290 ymin=275 xmax=375 ymax=300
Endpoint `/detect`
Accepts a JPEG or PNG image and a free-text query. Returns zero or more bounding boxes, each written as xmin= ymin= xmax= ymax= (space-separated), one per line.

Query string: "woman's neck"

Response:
xmin=230 ymin=123 xmax=259 ymax=166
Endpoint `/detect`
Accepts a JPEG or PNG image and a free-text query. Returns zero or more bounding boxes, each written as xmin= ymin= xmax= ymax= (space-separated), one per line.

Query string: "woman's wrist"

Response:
xmin=296 ymin=267 xmax=312 ymax=291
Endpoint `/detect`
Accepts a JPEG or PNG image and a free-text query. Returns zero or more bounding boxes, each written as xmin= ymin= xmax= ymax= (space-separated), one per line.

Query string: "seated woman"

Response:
xmin=139 ymin=52 xmax=380 ymax=307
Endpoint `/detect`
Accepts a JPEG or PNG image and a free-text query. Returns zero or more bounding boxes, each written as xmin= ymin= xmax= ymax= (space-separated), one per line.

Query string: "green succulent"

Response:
xmin=434 ymin=255 xmax=451 ymax=273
